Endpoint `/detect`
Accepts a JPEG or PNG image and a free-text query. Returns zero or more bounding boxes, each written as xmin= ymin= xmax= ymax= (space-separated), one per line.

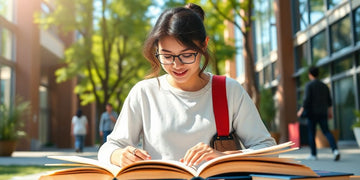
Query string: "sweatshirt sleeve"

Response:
xmin=97 ymin=84 xmax=143 ymax=164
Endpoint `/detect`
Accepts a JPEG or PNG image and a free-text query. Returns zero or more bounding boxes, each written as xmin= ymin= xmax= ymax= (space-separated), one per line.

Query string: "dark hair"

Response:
xmin=309 ymin=66 xmax=319 ymax=78
xmin=143 ymin=3 xmax=210 ymax=78
xmin=184 ymin=3 xmax=205 ymax=21
xmin=76 ymin=109 xmax=82 ymax=118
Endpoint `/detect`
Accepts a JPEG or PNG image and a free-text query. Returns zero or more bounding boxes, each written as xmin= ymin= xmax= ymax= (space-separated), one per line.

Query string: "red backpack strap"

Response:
xmin=211 ymin=75 xmax=229 ymax=136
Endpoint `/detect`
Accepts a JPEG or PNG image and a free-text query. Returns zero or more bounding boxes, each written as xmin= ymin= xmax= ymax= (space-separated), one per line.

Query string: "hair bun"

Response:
xmin=185 ymin=3 xmax=205 ymax=21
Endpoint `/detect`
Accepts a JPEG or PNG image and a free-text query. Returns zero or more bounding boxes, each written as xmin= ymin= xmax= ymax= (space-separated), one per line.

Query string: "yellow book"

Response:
xmin=40 ymin=141 xmax=318 ymax=180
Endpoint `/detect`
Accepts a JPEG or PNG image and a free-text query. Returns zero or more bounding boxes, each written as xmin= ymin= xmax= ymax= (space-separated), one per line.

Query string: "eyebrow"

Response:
xmin=159 ymin=48 xmax=193 ymax=53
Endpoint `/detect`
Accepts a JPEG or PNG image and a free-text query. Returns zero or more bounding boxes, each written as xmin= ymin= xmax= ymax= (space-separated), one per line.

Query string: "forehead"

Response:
xmin=158 ymin=36 xmax=187 ymax=52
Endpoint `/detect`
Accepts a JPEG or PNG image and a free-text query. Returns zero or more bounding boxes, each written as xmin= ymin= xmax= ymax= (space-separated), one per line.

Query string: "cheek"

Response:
xmin=161 ymin=64 xmax=170 ymax=73
xmin=194 ymin=56 xmax=202 ymax=67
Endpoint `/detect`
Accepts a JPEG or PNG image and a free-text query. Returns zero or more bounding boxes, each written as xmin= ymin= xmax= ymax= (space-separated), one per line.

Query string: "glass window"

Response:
xmin=311 ymin=31 xmax=328 ymax=63
xmin=296 ymin=0 xmax=309 ymax=31
xmin=41 ymin=2 xmax=51 ymax=15
xmin=254 ymin=0 xmax=277 ymax=59
xmin=255 ymin=0 xmax=270 ymax=58
xmin=264 ymin=64 xmax=273 ymax=84
xmin=269 ymin=0 xmax=277 ymax=51
xmin=258 ymin=70 xmax=265 ymax=85
xmin=255 ymin=72 xmax=260 ymax=88
xmin=318 ymin=64 xmax=330 ymax=79
xmin=295 ymin=42 xmax=309 ymax=70
xmin=354 ymin=7 xmax=360 ymax=43
xmin=333 ymin=76 xmax=356 ymax=140
xmin=273 ymin=62 xmax=279 ymax=81
xmin=296 ymin=86 xmax=304 ymax=109
xmin=296 ymin=75 xmax=307 ymax=111
xmin=0 ymin=0 xmax=14 ymax=22
xmin=328 ymin=0 xmax=343 ymax=9
xmin=299 ymin=69 xmax=309 ymax=87
xmin=235 ymin=15 xmax=245 ymax=77
xmin=333 ymin=56 xmax=353 ymax=74
xmin=330 ymin=16 xmax=352 ymax=53
xmin=0 ymin=27 xmax=14 ymax=61
xmin=0 ymin=66 xmax=13 ymax=106
xmin=270 ymin=24 xmax=277 ymax=51
xmin=309 ymin=0 xmax=325 ymax=24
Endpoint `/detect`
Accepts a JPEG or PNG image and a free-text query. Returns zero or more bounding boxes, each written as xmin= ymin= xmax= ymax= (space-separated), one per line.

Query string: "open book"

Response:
xmin=40 ymin=142 xmax=318 ymax=180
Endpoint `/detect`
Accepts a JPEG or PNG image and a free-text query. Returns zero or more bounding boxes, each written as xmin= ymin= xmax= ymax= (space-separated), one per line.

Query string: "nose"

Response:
xmin=172 ymin=56 xmax=183 ymax=66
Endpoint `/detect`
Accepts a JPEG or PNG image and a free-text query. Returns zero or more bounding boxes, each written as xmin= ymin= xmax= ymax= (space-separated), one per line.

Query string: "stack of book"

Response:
xmin=39 ymin=141 xmax=354 ymax=180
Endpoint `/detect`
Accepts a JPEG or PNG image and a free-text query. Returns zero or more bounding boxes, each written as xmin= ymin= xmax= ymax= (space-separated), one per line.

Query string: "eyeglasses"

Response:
xmin=155 ymin=52 xmax=198 ymax=65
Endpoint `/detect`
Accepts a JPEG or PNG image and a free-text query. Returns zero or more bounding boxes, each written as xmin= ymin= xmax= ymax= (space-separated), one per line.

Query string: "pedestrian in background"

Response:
xmin=99 ymin=103 xmax=118 ymax=144
xmin=297 ymin=66 xmax=340 ymax=161
xmin=71 ymin=109 xmax=88 ymax=153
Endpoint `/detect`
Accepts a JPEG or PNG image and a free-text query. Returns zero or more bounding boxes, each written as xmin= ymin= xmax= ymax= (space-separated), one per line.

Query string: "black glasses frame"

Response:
xmin=155 ymin=52 xmax=198 ymax=65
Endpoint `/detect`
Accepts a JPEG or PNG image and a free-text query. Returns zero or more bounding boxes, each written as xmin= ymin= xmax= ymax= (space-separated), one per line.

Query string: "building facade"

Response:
xmin=227 ymin=0 xmax=360 ymax=143
xmin=0 ymin=0 xmax=96 ymax=150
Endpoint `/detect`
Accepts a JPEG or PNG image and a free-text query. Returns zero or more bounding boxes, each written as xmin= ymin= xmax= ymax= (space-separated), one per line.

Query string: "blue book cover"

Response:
xmin=190 ymin=173 xmax=252 ymax=180
xmin=250 ymin=170 xmax=353 ymax=179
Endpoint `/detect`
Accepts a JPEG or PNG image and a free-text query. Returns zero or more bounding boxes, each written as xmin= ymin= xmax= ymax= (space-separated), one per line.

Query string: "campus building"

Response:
xmin=226 ymin=0 xmax=360 ymax=143
xmin=0 ymin=0 xmax=96 ymax=150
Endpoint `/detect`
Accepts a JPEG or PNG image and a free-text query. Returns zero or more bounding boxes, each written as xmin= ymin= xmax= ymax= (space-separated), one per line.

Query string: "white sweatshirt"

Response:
xmin=98 ymin=74 xmax=276 ymax=164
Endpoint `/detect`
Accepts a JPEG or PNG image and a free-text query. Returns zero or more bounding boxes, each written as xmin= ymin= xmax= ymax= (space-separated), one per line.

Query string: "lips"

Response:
xmin=173 ymin=69 xmax=188 ymax=77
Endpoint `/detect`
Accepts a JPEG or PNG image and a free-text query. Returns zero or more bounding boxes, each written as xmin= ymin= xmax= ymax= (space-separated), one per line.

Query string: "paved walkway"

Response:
xmin=1 ymin=141 xmax=359 ymax=179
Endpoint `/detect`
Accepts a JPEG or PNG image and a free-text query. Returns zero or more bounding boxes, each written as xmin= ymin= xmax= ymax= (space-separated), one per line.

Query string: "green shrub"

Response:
xmin=0 ymin=99 xmax=30 ymax=141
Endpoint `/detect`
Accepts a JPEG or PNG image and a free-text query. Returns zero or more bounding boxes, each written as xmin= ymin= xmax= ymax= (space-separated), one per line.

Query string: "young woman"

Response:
xmin=98 ymin=3 xmax=275 ymax=168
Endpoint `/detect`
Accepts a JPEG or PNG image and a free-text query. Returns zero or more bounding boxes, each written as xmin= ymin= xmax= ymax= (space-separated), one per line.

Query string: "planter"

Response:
xmin=315 ymin=129 xmax=339 ymax=148
xmin=0 ymin=140 xmax=17 ymax=156
xmin=354 ymin=127 xmax=360 ymax=148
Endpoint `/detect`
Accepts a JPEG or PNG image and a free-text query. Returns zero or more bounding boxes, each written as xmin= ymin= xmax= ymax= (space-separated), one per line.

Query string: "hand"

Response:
xmin=180 ymin=142 xmax=225 ymax=167
xmin=111 ymin=146 xmax=151 ymax=167
xmin=328 ymin=111 xmax=333 ymax=119
xmin=297 ymin=107 xmax=304 ymax=118
xmin=328 ymin=107 xmax=333 ymax=119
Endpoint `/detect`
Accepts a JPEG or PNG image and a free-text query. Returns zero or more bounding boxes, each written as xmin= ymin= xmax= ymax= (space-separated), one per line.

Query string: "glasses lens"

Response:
xmin=158 ymin=54 xmax=173 ymax=64
xmin=179 ymin=53 xmax=196 ymax=64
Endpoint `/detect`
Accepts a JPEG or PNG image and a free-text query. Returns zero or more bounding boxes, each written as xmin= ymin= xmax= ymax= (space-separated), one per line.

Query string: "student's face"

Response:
xmin=158 ymin=36 xmax=202 ymax=90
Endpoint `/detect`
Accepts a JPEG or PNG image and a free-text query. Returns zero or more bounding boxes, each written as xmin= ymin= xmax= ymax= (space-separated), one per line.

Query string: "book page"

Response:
xmin=197 ymin=141 xmax=297 ymax=174
xmin=47 ymin=156 xmax=121 ymax=177
xmin=120 ymin=159 xmax=197 ymax=176
xmin=48 ymin=156 xmax=198 ymax=177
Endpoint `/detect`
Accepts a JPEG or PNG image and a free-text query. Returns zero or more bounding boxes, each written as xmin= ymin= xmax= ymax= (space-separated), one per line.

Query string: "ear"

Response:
xmin=201 ymin=36 xmax=210 ymax=52
xmin=204 ymin=36 xmax=210 ymax=47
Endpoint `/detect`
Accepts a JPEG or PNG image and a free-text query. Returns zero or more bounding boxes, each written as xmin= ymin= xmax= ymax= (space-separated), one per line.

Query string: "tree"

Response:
xmin=35 ymin=0 xmax=152 ymax=115
xmin=209 ymin=0 xmax=260 ymax=107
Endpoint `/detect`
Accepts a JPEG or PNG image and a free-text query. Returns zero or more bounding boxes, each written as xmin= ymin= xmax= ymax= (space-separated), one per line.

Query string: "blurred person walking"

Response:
xmin=71 ymin=109 xmax=88 ymax=153
xmin=297 ymin=66 xmax=340 ymax=161
xmin=99 ymin=103 xmax=118 ymax=144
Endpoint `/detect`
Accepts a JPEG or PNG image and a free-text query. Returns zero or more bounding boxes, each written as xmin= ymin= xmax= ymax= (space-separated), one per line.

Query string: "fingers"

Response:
xmin=111 ymin=146 xmax=151 ymax=167
xmin=182 ymin=142 xmax=224 ymax=167
xmin=133 ymin=148 xmax=151 ymax=161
